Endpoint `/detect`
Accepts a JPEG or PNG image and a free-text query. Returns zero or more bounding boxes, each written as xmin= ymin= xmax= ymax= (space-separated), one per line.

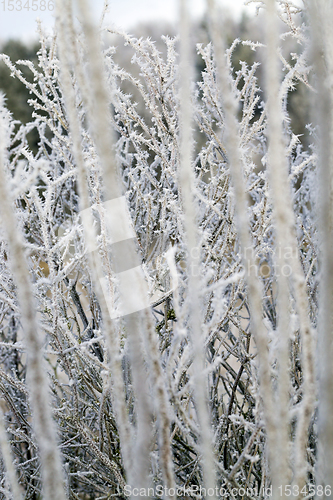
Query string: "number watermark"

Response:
xmin=1 ymin=0 xmax=54 ymax=11
xmin=278 ymin=484 xmax=331 ymax=497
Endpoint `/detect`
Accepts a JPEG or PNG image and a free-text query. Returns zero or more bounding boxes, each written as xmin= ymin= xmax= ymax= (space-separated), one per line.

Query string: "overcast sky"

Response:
xmin=0 ymin=0 xmax=259 ymax=44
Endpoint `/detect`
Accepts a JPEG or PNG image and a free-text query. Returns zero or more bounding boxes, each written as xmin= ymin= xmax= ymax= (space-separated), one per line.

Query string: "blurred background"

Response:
xmin=0 ymin=0 xmax=258 ymax=42
xmin=0 ymin=0 xmax=309 ymax=154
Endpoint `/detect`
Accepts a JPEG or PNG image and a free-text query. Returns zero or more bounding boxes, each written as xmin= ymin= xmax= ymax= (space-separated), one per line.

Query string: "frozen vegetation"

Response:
xmin=0 ymin=0 xmax=332 ymax=498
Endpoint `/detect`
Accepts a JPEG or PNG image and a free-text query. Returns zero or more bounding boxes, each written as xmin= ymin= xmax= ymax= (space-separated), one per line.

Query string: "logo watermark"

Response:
xmin=240 ymin=244 xmax=297 ymax=279
xmin=65 ymin=196 xmax=176 ymax=319
xmin=185 ymin=244 xmax=297 ymax=279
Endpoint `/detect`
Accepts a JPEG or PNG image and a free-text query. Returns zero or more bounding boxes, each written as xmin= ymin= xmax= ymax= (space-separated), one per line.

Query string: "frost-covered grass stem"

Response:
xmin=178 ymin=0 xmax=217 ymax=495
xmin=307 ymin=0 xmax=333 ymax=491
xmin=206 ymin=0 xmax=279 ymax=492
xmin=69 ymin=0 xmax=176 ymax=494
xmin=0 ymin=97 xmax=66 ymax=500
xmin=264 ymin=0 xmax=293 ymax=491
xmin=0 ymin=403 xmax=23 ymax=500
xmin=55 ymin=0 xmax=133 ymax=481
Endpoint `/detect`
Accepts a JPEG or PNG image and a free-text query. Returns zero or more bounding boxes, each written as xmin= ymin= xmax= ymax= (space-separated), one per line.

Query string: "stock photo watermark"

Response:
xmin=117 ymin=483 xmax=332 ymax=497
xmin=66 ymin=196 xmax=301 ymax=319
xmin=240 ymin=244 xmax=297 ymax=279
xmin=121 ymin=485 xmax=271 ymax=498
xmin=65 ymin=197 xmax=299 ymax=320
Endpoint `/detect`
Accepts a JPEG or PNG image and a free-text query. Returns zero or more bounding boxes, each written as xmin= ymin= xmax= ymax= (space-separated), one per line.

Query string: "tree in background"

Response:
xmin=0 ymin=40 xmax=41 ymax=154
